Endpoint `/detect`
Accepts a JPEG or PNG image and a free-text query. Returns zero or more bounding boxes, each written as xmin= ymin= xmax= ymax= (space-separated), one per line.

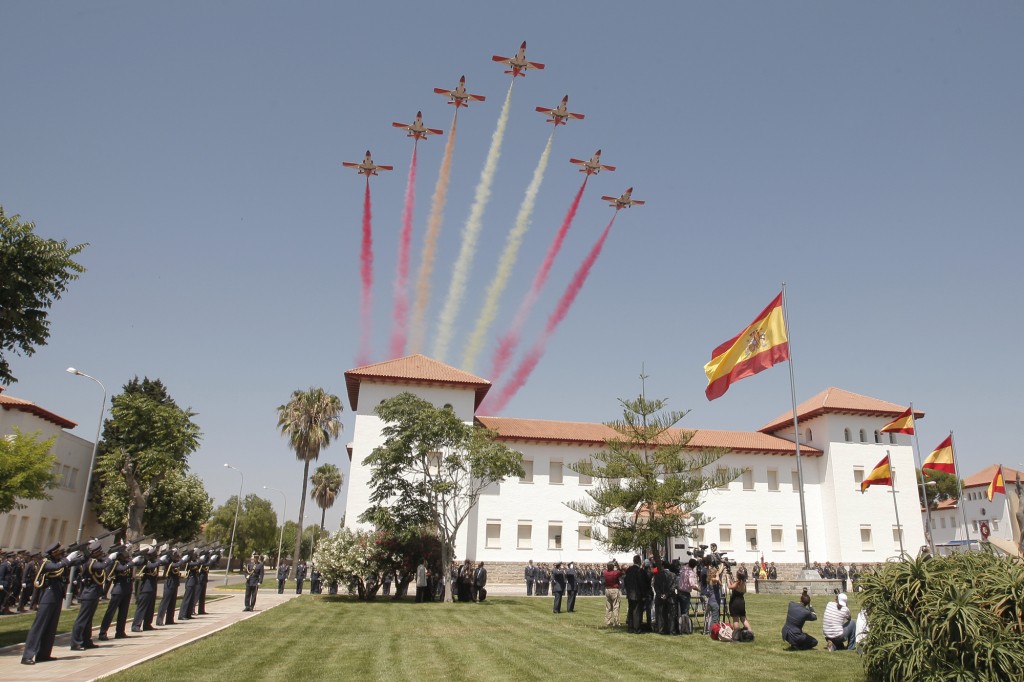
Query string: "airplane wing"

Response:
xmin=433 ymin=87 xmax=455 ymax=97
xmin=600 ymin=196 xmax=617 ymax=202
xmin=566 ymin=112 xmax=585 ymax=120
xmin=526 ymin=61 xmax=545 ymax=70
xmin=467 ymin=93 xmax=486 ymax=102
xmin=376 ymin=165 xmax=394 ymax=171
xmin=601 ymin=164 xmax=617 ymax=172
xmin=569 ymin=158 xmax=586 ymax=166
xmin=630 ymin=199 xmax=645 ymax=205
xmin=342 ymin=162 xmax=360 ymax=168
xmin=535 ymin=106 xmax=555 ymax=115
xmin=426 ymin=128 xmax=444 ymax=136
xmin=391 ymin=122 xmax=410 ymax=129
xmin=491 ymin=55 xmax=512 ymax=65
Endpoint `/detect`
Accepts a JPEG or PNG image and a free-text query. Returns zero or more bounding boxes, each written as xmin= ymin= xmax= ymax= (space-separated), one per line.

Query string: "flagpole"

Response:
xmin=949 ymin=431 xmax=972 ymax=544
xmin=909 ymin=402 xmax=936 ymax=554
xmin=781 ymin=283 xmax=811 ymax=570
xmin=889 ymin=452 xmax=906 ymax=558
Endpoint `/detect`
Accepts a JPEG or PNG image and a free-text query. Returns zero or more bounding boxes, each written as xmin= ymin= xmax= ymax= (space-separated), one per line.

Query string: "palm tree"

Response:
xmin=277 ymin=388 xmax=343 ymax=562
xmin=310 ymin=462 xmax=343 ymax=553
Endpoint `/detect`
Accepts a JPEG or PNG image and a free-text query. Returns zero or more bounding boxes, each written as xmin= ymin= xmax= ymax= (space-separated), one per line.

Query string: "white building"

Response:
xmin=343 ymin=355 xmax=927 ymax=570
xmin=1 ymin=387 xmax=103 ymax=552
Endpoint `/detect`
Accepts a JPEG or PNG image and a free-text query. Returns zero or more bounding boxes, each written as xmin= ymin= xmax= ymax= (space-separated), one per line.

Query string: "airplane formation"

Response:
xmin=342 ymin=41 xmax=644 ymax=209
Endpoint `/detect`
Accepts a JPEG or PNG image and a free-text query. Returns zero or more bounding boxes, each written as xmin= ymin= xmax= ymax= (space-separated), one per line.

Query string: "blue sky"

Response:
xmin=3 ymin=1 xmax=1022 ymax=532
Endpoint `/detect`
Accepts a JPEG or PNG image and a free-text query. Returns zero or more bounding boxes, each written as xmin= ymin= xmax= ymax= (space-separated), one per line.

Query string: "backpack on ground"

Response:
xmin=734 ymin=627 xmax=755 ymax=643
xmin=717 ymin=623 xmax=734 ymax=642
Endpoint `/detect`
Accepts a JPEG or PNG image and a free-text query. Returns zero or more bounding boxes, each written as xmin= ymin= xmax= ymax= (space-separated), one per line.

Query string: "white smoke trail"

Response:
xmin=431 ymin=81 xmax=514 ymax=361
xmin=461 ymin=131 xmax=554 ymax=371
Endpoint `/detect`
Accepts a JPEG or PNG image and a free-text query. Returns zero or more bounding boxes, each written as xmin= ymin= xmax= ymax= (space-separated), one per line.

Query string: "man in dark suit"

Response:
xmin=565 ymin=562 xmax=578 ymax=613
xmin=294 ymin=560 xmax=307 ymax=594
xmin=524 ymin=559 xmax=535 ymax=596
xmin=21 ymin=542 xmax=85 ymax=665
xmin=623 ymin=554 xmax=644 ymax=634
xmin=130 ymin=545 xmax=159 ymax=632
xmin=155 ymin=547 xmax=182 ymax=626
xmin=474 ymin=562 xmax=488 ymax=602
xmin=551 ymin=562 xmax=566 ymax=613
xmin=243 ymin=553 xmax=265 ymax=611
xmin=70 ymin=540 xmax=115 ymax=650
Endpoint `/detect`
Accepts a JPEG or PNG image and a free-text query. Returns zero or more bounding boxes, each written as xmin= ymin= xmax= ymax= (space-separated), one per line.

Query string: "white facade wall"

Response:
xmin=926 ymin=505 xmax=967 ymax=546
xmin=345 ymin=380 xmax=479 ymax=537
xmin=1 ymin=408 xmax=103 ymax=551
xmin=344 ymin=381 xmax=928 ymax=565
xmin=958 ymin=485 xmax=1014 ymax=544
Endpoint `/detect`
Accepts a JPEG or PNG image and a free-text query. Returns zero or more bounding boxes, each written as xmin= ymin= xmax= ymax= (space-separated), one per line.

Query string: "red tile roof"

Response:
xmin=962 ymin=464 xmax=1022 ymax=489
xmin=759 ymin=387 xmax=924 ymax=434
xmin=0 ymin=390 xmax=77 ymax=429
xmin=475 ymin=416 xmax=821 ymax=456
xmin=345 ymin=354 xmax=491 ymax=411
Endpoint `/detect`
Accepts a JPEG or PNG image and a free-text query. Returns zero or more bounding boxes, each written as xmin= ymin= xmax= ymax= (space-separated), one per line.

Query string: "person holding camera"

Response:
xmin=782 ymin=588 xmax=818 ymax=650
xmin=823 ymin=592 xmax=854 ymax=651
xmin=728 ymin=566 xmax=752 ymax=635
xmin=602 ymin=560 xmax=622 ymax=627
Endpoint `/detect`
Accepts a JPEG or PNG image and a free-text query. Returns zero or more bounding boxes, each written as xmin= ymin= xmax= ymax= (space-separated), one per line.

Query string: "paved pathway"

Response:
xmin=0 ymin=588 xmax=298 ymax=681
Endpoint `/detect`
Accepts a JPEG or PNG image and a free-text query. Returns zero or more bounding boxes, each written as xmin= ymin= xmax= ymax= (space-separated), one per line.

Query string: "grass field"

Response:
xmin=104 ymin=592 xmax=870 ymax=682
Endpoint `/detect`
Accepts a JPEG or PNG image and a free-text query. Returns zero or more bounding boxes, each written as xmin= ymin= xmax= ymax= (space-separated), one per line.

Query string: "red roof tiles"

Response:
xmin=0 ymin=391 xmax=77 ymax=429
xmin=759 ymin=387 xmax=924 ymax=434
xmin=345 ymin=354 xmax=491 ymax=411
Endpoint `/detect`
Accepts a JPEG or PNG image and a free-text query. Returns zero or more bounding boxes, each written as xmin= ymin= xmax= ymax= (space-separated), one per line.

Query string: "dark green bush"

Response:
xmin=860 ymin=551 xmax=1024 ymax=681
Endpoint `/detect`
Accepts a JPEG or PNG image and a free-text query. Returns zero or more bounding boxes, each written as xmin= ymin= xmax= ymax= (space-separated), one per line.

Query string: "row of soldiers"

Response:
xmin=525 ymin=561 xmax=608 ymax=597
xmin=13 ymin=538 xmax=221 ymax=666
xmin=1 ymin=550 xmax=45 ymax=613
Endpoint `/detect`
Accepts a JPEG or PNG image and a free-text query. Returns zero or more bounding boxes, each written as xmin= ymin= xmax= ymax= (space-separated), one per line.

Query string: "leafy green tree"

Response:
xmin=918 ymin=467 xmax=961 ymax=508
xmin=144 ymin=470 xmax=213 ymax=541
xmin=359 ymin=392 xmax=523 ymax=602
xmin=311 ymin=462 xmax=343 ymax=532
xmin=0 ymin=428 xmax=59 ymax=513
xmin=279 ymin=520 xmax=313 ymax=562
xmin=94 ymin=377 xmax=202 ymax=540
xmin=568 ymin=375 xmax=734 ymax=563
xmin=206 ymin=494 xmax=279 ymax=570
xmin=0 ymin=206 xmax=87 ymax=385
xmin=276 ymin=388 xmax=343 ymax=570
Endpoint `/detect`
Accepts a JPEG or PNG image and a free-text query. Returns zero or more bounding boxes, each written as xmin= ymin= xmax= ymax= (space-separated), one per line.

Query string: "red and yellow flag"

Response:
xmin=922 ymin=436 xmax=956 ymax=474
xmin=861 ymin=455 xmax=892 ymax=492
xmin=987 ymin=465 xmax=1006 ymax=501
xmin=880 ymin=407 xmax=915 ymax=435
xmin=704 ymin=293 xmax=789 ymax=401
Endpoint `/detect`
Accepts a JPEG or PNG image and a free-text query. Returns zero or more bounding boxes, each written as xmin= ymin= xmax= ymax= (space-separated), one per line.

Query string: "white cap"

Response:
xmin=838 ymin=593 xmax=848 ymax=607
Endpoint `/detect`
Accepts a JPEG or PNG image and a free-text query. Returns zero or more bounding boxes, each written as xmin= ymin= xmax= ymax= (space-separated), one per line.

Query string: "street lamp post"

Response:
xmin=224 ymin=463 xmax=243 ymax=586
xmin=263 ymin=485 xmax=287 ymax=569
xmin=64 ymin=367 xmax=106 ymax=608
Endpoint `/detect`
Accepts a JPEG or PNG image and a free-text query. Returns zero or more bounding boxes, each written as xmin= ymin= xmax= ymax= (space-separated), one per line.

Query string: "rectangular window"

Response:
xmin=771 ymin=526 xmax=784 ymax=550
xmin=993 ymin=520 xmax=999 ymax=531
xmin=2 ymin=515 xmax=17 ymax=546
xmin=58 ymin=520 xmax=68 ymax=544
xmin=34 ymin=517 xmax=48 ymax=550
xmin=521 ymin=460 xmax=534 ymax=483
xmin=719 ymin=526 xmax=732 ymax=551
xmin=892 ymin=526 xmax=904 ymax=547
xmin=16 ymin=516 xmax=30 ymax=547
xmin=861 ymin=526 xmax=873 ymax=551
xmin=485 ymin=521 xmax=501 ymax=549
xmin=548 ymin=523 xmax=562 ymax=550
xmin=68 ymin=467 xmax=79 ymax=490
xmin=742 ymin=469 xmax=754 ymax=491
xmin=972 ymin=521 xmax=979 ymax=532
xmin=745 ymin=526 xmax=758 ymax=552
xmin=578 ymin=471 xmax=592 ymax=486
xmin=517 ymin=523 xmax=532 ymax=549
xmin=61 ymin=465 xmax=71 ymax=488
xmin=578 ymin=523 xmax=592 ymax=551
xmin=549 ymin=461 xmax=563 ymax=485
xmin=940 ymin=517 xmax=946 ymax=529
xmin=767 ymin=469 xmax=779 ymax=491
xmin=717 ymin=467 xmax=730 ymax=490
xmin=48 ymin=518 xmax=59 ymax=540
xmin=853 ymin=467 xmax=864 ymax=490
xmin=791 ymin=470 xmax=801 ymax=492
xmin=796 ymin=527 xmax=805 ymax=552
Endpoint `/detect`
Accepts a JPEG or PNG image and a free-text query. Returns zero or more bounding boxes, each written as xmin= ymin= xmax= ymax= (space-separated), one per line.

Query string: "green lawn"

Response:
xmin=104 ymin=592 xmax=869 ymax=682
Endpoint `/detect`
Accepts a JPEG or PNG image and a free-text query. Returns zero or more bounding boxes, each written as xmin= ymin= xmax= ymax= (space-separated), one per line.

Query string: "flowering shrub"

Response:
xmin=313 ymin=526 xmax=442 ymax=600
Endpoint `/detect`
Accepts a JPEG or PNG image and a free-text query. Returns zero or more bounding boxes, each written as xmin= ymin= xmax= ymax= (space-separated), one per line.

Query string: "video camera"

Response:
xmin=686 ymin=544 xmax=709 ymax=559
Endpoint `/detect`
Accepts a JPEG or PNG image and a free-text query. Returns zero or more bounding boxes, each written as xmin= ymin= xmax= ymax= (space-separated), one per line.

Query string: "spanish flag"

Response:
xmin=987 ymin=465 xmax=1006 ymax=502
xmin=922 ymin=436 xmax=956 ymax=474
xmin=880 ymin=407 xmax=915 ymax=435
xmin=861 ymin=455 xmax=892 ymax=492
xmin=704 ymin=293 xmax=789 ymax=401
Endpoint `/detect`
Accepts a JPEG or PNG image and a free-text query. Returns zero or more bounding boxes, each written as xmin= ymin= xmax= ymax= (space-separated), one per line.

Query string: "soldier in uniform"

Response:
xmin=21 ymin=542 xmax=85 ymax=665
xmin=0 ymin=551 xmax=14 ymax=613
xmin=19 ymin=552 xmax=40 ymax=612
xmin=98 ymin=544 xmax=134 ymax=640
xmin=130 ymin=545 xmax=159 ymax=632
xmin=277 ymin=560 xmax=290 ymax=593
xmin=310 ymin=564 xmax=322 ymax=594
xmin=524 ymin=559 xmax=535 ymax=596
xmin=243 ymin=553 xmax=265 ymax=611
xmin=70 ymin=539 xmax=115 ymax=650
xmin=294 ymin=559 xmax=307 ymax=594
xmin=155 ymin=546 xmax=182 ymax=626
xmin=197 ymin=548 xmax=218 ymax=615
xmin=177 ymin=548 xmax=202 ymax=620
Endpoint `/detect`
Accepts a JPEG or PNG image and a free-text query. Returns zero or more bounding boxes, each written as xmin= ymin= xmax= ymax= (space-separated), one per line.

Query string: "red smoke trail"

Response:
xmin=389 ymin=144 xmax=418 ymax=358
xmin=489 ymin=177 xmax=588 ymax=384
xmin=357 ymin=179 xmax=373 ymax=366
xmin=485 ymin=211 xmax=618 ymax=414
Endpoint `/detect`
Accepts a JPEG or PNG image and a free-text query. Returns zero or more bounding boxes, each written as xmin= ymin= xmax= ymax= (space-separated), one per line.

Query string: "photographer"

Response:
xmin=700 ymin=555 xmax=725 ymax=634
xmin=782 ymin=588 xmax=818 ymax=650
xmin=728 ymin=566 xmax=752 ymax=635
xmin=822 ymin=592 xmax=854 ymax=651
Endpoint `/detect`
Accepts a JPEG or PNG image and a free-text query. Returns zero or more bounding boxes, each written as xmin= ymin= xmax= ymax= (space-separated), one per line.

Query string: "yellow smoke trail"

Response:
xmin=408 ymin=110 xmax=458 ymax=354
xmin=461 ymin=132 xmax=554 ymax=371
xmin=431 ymin=81 xmax=514 ymax=361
